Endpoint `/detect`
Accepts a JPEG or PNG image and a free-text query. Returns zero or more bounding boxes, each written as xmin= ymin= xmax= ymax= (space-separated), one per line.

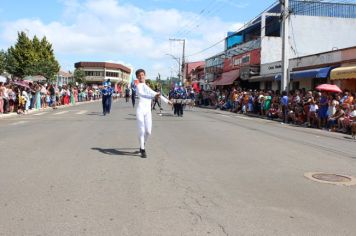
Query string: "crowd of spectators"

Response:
xmin=0 ymin=81 xmax=103 ymax=115
xmin=196 ymin=88 xmax=356 ymax=135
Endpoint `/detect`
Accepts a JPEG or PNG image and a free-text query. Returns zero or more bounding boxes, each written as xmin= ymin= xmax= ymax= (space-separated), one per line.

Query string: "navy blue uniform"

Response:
xmin=102 ymin=87 xmax=109 ymax=115
xmin=173 ymin=87 xmax=187 ymax=117
xmin=131 ymin=85 xmax=137 ymax=108
xmin=106 ymin=87 xmax=113 ymax=114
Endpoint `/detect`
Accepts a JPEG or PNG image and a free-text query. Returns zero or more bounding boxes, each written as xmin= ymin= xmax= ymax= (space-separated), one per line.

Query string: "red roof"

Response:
xmin=74 ymin=62 xmax=131 ymax=73
xmin=186 ymin=61 xmax=205 ymax=74
xmin=213 ymin=69 xmax=240 ymax=86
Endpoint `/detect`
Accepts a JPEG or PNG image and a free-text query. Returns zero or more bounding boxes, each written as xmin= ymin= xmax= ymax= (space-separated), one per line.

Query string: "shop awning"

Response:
xmin=214 ymin=69 xmax=240 ymax=86
xmin=249 ymin=74 xmax=280 ymax=82
xmin=330 ymin=66 xmax=356 ymax=80
xmin=290 ymin=67 xmax=333 ymax=80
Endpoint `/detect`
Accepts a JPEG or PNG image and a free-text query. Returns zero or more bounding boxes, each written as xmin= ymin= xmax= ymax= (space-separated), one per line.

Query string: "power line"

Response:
xmin=175 ymin=0 xmax=220 ymax=36
xmin=184 ymin=1 xmax=279 ymax=58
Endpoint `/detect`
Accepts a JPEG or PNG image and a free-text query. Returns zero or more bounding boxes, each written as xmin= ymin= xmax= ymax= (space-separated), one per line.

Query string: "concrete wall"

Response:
xmin=289 ymin=15 xmax=356 ymax=58
xmin=261 ymin=37 xmax=282 ymax=65
xmin=260 ymin=15 xmax=356 ymax=65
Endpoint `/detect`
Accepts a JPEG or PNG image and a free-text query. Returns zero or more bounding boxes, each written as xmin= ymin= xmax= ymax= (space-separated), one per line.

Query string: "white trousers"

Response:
xmin=136 ymin=110 xmax=152 ymax=149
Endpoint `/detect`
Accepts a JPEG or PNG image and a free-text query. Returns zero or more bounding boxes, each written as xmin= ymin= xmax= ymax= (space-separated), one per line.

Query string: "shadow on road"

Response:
xmin=87 ymin=112 xmax=103 ymax=116
xmin=91 ymin=147 xmax=140 ymax=157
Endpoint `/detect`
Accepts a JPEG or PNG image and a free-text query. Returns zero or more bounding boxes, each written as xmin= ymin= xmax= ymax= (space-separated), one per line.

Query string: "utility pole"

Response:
xmin=280 ymin=0 xmax=290 ymax=92
xmin=169 ymin=38 xmax=185 ymax=85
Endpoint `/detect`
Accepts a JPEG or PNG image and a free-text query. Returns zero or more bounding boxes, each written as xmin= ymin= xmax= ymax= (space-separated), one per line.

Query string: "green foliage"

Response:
xmin=5 ymin=31 xmax=60 ymax=79
xmin=74 ymin=68 xmax=86 ymax=84
xmin=0 ymin=50 xmax=6 ymax=73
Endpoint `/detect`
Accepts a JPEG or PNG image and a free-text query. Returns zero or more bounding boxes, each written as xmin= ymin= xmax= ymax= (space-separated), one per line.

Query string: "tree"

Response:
xmin=5 ymin=31 xmax=60 ymax=79
xmin=74 ymin=68 xmax=86 ymax=84
xmin=6 ymin=31 xmax=34 ymax=78
xmin=0 ymin=50 xmax=6 ymax=74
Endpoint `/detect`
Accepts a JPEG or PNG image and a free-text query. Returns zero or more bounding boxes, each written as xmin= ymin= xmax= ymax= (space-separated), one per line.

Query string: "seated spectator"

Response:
xmin=308 ymin=99 xmax=319 ymax=128
xmin=338 ymin=105 xmax=353 ymax=133
xmin=327 ymin=104 xmax=345 ymax=132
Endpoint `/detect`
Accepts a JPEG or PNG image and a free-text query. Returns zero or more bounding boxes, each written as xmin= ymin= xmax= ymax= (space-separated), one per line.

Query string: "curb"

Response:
xmin=197 ymin=106 xmax=353 ymax=141
xmin=0 ymin=99 xmax=103 ymax=120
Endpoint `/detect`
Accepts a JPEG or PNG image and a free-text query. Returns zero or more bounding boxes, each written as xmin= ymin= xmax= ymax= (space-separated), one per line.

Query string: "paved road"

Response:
xmin=1 ymin=99 xmax=356 ymax=236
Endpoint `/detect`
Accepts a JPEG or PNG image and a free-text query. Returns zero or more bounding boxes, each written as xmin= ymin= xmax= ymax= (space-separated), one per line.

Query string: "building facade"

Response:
xmin=55 ymin=70 xmax=74 ymax=87
xmin=74 ymin=62 xmax=131 ymax=90
xmin=208 ymin=0 xmax=356 ymax=91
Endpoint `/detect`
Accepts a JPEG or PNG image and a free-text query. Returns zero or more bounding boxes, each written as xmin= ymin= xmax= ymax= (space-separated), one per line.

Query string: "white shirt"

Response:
xmin=310 ymin=104 xmax=319 ymax=112
xmin=136 ymin=83 xmax=168 ymax=113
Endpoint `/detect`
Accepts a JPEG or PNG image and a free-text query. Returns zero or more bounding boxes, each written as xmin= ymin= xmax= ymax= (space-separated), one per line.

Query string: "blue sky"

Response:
xmin=0 ymin=0 xmax=275 ymax=79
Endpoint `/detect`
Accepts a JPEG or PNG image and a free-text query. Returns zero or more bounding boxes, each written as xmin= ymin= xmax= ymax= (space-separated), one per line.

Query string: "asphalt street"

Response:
xmin=0 ymin=99 xmax=356 ymax=236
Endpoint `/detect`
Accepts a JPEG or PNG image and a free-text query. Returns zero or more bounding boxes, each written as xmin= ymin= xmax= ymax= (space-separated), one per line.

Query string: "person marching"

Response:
xmin=106 ymin=81 xmax=113 ymax=114
xmin=174 ymin=85 xmax=187 ymax=117
xmin=125 ymin=85 xmax=130 ymax=103
xmin=152 ymin=87 xmax=162 ymax=111
xmin=101 ymin=82 xmax=109 ymax=115
xmin=135 ymin=69 xmax=172 ymax=158
xmin=131 ymin=82 xmax=137 ymax=108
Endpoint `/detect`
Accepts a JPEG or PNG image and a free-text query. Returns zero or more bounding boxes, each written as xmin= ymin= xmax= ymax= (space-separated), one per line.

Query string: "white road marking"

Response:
xmin=11 ymin=121 xmax=29 ymax=126
xmin=234 ymin=115 xmax=254 ymax=120
xmin=219 ymin=114 xmax=230 ymax=118
xmin=76 ymin=110 xmax=87 ymax=115
xmin=33 ymin=112 xmax=47 ymax=116
xmin=54 ymin=111 xmax=69 ymax=115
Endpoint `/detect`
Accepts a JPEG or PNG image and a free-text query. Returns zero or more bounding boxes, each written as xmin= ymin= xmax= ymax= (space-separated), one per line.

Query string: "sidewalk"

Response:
xmin=0 ymin=99 xmax=102 ymax=120
xmin=198 ymin=106 xmax=354 ymax=141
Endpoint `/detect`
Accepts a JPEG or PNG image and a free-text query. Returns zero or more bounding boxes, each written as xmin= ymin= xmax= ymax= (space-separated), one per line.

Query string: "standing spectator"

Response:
xmin=70 ymin=86 xmax=75 ymax=105
xmin=23 ymin=88 xmax=31 ymax=113
xmin=281 ymin=91 xmax=289 ymax=123
xmin=74 ymin=87 xmax=79 ymax=103
xmin=2 ymin=84 xmax=9 ymax=113
xmin=8 ymin=86 xmax=16 ymax=113
xmin=35 ymin=84 xmax=41 ymax=110
xmin=0 ymin=82 xmax=4 ymax=113
xmin=318 ymin=92 xmax=329 ymax=128
xmin=49 ymin=84 xmax=56 ymax=109
xmin=263 ymin=91 xmax=272 ymax=116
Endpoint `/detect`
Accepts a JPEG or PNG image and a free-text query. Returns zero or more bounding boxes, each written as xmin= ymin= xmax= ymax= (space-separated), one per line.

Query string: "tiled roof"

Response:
xmin=74 ymin=62 xmax=131 ymax=73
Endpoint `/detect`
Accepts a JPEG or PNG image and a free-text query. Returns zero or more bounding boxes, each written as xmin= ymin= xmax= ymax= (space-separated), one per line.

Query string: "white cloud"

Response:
xmin=0 ymin=0 xmax=242 ymax=78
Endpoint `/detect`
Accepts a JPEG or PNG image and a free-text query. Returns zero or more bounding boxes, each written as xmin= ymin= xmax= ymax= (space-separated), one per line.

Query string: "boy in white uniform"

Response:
xmin=135 ymin=69 xmax=172 ymax=158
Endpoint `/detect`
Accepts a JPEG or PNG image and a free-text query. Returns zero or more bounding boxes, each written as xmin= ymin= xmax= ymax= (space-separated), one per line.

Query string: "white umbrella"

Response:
xmin=0 ymin=75 xmax=7 ymax=83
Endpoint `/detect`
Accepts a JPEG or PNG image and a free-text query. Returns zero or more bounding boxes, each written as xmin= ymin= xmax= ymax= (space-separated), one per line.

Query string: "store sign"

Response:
xmin=231 ymin=49 xmax=261 ymax=68
xmin=260 ymin=61 xmax=282 ymax=75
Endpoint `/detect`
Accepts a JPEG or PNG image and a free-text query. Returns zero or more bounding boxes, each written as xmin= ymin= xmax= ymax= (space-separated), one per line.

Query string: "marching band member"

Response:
xmin=135 ymin=69 xmax=172 ymax=158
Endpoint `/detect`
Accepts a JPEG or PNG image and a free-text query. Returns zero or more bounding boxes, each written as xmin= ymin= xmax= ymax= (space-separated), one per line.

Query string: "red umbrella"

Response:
xmin=316 ymin=84 xmax=342 ymax=93
xmin=12 ymin=80 xmax=31 ymax=89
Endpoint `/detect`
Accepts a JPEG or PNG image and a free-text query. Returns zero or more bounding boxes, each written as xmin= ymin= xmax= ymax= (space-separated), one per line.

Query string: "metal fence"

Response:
xmin=291 ymin=0 xmax=356 ymax=18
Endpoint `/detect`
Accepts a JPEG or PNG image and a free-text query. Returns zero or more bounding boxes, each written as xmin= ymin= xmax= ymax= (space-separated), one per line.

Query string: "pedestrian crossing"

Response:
xmin=76 ymin=110 xmax=88 ymax=115
xmin=33 ymin=112 xmax=47 ymax=116
xmin=54 ymin=111 xmax=70 ymax=115
xmin=31 ymin=109 xmax=90 ymax=117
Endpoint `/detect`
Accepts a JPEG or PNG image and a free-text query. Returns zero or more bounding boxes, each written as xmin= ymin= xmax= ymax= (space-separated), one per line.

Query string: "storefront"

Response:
xmin=290 ymin=66 xmax=334 ymax=90
xmin=212 ymin=69 xmax=240 ymax=86
xmin=330 ymin=65 xmax=356 ymax=92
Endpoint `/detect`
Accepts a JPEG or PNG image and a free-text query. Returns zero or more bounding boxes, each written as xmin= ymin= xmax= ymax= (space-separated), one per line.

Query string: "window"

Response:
xmin=85 ymin=71 xmax=103 ymax=76
xmin=106 ymin=72 xmax=119 ymax=77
